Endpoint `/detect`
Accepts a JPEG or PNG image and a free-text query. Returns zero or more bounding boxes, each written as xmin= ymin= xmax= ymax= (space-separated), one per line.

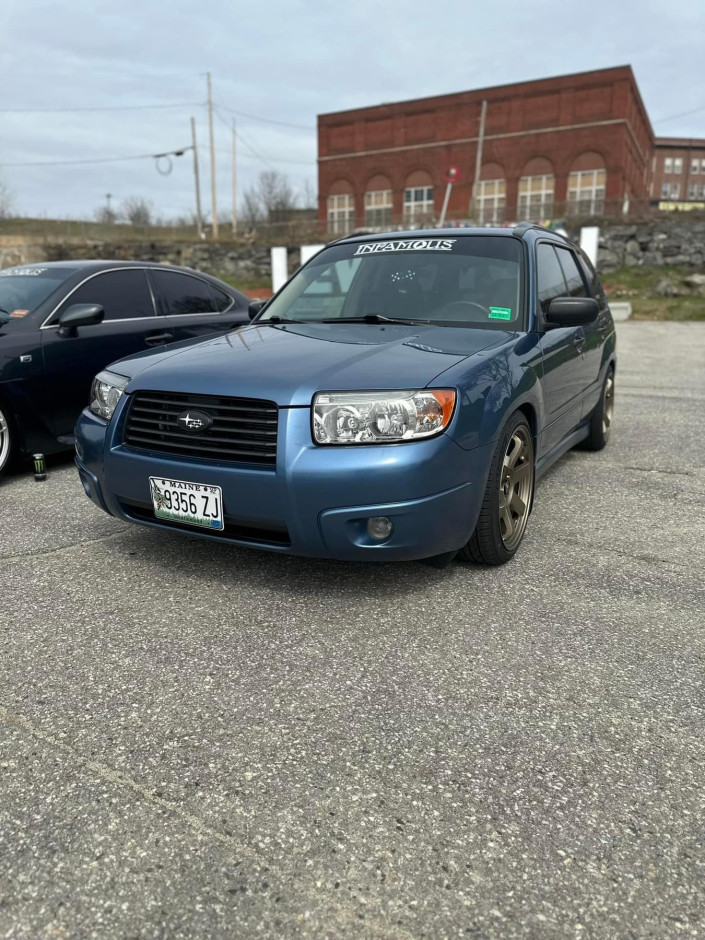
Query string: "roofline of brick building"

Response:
xmin=654 ymin=136 xmax=705 ymax=148
xmin=319 ymin=64 xmax=653 ymax=137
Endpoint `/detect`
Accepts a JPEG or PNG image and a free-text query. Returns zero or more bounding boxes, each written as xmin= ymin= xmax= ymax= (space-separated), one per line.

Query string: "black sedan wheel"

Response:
xmin=0 ymin=404 xmax=14 ymax=482
xmin=459 ymin=412 xmax=535 ymax=566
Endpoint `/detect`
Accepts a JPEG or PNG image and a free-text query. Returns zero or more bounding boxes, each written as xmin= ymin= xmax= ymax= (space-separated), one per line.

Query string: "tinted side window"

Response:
xmin=555 ymin=247 xmax=587 ymax=298
xmin=56 ymin=269 xmax=155 ymax=321
xmin=536 ymin=243 xmax=567 ymax=314
xmin=151 ymin=270 xmax=215 ymax=315
xmin=209 ymin=284 xmax=233 ymax=312
xmin=579 ymin=253 xmax=607 ymax=308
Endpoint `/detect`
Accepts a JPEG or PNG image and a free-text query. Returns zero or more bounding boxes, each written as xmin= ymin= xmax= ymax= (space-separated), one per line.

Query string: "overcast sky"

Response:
xmin=2 ymin=0 xmax=704 ymax=222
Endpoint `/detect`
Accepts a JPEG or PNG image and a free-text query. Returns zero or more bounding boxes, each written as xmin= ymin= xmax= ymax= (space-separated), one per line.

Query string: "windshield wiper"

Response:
xmin=259 ymin=316 xmax=312 ymax=324
xmin=319 ymin=314 xmax=429 ymax=325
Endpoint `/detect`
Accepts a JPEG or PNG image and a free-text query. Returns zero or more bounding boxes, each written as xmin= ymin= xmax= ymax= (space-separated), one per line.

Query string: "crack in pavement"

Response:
xmin=0 ymin=703 xmax=410 ymax=939
xmin=0 ymin=527 xmax=132 ymax=563
xmin=552 ymin=536 xmax=689 ymax=570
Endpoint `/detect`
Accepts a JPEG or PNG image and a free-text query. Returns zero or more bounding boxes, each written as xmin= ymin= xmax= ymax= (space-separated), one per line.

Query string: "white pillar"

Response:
xmin=300 ymin=244 xmax=325 ymax=265
xmin=270 ymin=246 xmax=288 ymax=293
xmin=580 ymin=226 xmax=600 ymax=267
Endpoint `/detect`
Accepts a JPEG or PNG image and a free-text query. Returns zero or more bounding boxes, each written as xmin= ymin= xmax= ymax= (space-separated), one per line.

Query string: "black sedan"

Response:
xmin=0 ymin=260 xmax=250 ymax=479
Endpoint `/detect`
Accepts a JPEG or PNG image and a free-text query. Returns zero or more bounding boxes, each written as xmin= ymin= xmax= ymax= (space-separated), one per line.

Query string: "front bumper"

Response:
xmin=75 ymin=403 xmax=494 ymax=562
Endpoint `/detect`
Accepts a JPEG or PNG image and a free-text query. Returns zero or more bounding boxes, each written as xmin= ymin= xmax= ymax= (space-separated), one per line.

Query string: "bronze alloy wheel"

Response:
xmin=602 ymin=372 xmax=615 ymax=438
xmin=0 ymin=407 xmax=11 ymax=477
xmin=498 ymin=425 xmax=534 ymax=552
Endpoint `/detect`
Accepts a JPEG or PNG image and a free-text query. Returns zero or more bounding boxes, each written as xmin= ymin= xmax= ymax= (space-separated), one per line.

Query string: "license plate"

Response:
xmin=149 ymin=477 xmax=224 ymax=530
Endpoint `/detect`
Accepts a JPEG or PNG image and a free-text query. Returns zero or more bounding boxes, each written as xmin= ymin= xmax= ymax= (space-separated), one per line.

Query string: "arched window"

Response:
xmin=326 ymin=180 xmax=355 ymax=234
xmin=403 ymin=170 xmax=434 ymax=226
xmin=475 ymin=163 xmax=506 ymax=224
xmin=518 ymin=157 xmax=555 ymax=220
xmin=568 ymin=153 xmax=606 ymax=216
xmin=364 ymin=174 xmax=393 ymax=230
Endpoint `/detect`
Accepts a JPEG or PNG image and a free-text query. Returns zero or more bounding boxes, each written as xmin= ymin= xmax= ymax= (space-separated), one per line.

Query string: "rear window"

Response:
xmin=260 ymin=236 xmax=524 ymax=329
xmin=0 ymin=266 xmax=77 ymax=318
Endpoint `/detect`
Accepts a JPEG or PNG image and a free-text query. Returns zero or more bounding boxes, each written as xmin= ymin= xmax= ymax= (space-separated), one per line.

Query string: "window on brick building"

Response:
xmin=689 ymin=183 xmax=697 ymax=200
xmin=364 ymin=189 xmax=393 ymax=230
xmin=327 ymin=193 xmax=355 ymax=235
xmin=674 ymin=158 xmax=683 ymax=174
xmin=691 ymin=159 xmax=700 ymax=175
xmin=701 ymin=159 xmax=705 ymax=174
xmin=700 ymin=184 xmax=705 ymax=199
xmin=518 ymin=175 xmax=555 ymax=220
xmin=403 ymin=186 xmax=434 ymax=225
xmin=567 ymin=168 xmax=606 ymax=216
xmin=662 ymin=183 xmax=670 ymax=199
xmin=476 ymin=179 xmax=506 ymax=224
xmin=664 ymin=157 xmax=674 ymax=174
xmin=671 ymin=183 xmax=680 ymax=199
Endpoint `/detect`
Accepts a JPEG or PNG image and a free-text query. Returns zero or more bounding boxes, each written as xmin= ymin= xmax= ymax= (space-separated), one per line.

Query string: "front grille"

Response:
xmin=123 ymin=391 xmax=278 ymax=466
xmin=120 ymin=499 xmax=290 ymax=546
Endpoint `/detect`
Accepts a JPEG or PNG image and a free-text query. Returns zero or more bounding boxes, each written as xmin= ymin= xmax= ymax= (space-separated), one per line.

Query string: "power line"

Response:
xmin=215 ymin=102 xmax=315 ymax=131
xmin=0 ymin=101 xmax=203 ymax=114
xmin=653 ymin=103 xmax=705 ymax=124
xmin=0 ymin=145 xmax=192 ymax=169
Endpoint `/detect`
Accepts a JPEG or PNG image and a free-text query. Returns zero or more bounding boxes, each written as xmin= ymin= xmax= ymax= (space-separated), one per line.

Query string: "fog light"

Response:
xmin=367 ymin=516 xmax=393 ymax=541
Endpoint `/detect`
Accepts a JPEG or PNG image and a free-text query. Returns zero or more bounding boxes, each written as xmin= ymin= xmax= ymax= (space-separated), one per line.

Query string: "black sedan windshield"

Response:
xmin=0 ymin=266 xmax=78 ymax=319
xmin=260 ymin=236 xmax=523 ymax=329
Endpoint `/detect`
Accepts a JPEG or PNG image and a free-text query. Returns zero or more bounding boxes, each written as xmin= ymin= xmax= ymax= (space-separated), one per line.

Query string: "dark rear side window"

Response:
xmin=151 ymin=269 xmax=216 ymax=315
xmin=0 ymin=266 xmax=78 ymax=317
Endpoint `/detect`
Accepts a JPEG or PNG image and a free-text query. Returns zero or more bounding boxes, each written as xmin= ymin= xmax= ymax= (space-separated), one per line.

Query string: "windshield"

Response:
xmin=0 ymin=266 xmax=78 ymax=319
xmin=259 ymin=236 xmax=524 ymax=329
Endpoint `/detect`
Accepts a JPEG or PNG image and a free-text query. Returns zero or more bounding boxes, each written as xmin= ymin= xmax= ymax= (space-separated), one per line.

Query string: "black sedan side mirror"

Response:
xmin=545 ymin=297 xmax=598 ymax=328
xmin=58 ymin=303 xmax=105 ymax=335
xmin=248 ymin=300 xmax=266 ymax=320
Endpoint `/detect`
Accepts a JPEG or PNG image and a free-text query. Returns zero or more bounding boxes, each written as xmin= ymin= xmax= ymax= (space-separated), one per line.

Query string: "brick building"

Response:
xmin=651 ymin=137 xmax=705 ymax=209
xmin=317 ymin=65 xmax=657 ymax=233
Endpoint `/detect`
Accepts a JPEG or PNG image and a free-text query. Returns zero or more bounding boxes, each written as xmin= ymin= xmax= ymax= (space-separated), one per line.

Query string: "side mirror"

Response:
xmin=248 ymin=300 xmax=266 ymax=320
xmin=0 ymin=311 xmax=10 ymax=325
xmin=58 ymin=303 xmax=105 ymax=335
xmin=545 ymin=297 xmax=598 ymax=328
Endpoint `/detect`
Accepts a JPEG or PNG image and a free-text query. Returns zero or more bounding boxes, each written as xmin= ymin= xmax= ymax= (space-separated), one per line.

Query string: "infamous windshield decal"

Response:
xmin=354 ymin=238 xmax=456 ymax=256
xmin=489 ymin=306 xmax=512 ymax=321
xmin=0 ymin=267 xmax=48 ymax=277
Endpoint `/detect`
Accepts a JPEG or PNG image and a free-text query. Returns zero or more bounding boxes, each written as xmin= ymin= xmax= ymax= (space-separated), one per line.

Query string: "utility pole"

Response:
xmin=206 ymin=71 xmax=218 ymax=239
xmin=190 ymin=117 xmax=203 ymax=238
xmin=470 ymin=99 xmax=487 ymax=222
xmin=231 ymin=117 xmax=237 ymax=234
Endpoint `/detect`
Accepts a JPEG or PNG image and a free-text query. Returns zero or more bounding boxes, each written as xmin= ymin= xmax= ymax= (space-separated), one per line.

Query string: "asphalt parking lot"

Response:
xmin=1 ymin=321 xmax=704 ymax=938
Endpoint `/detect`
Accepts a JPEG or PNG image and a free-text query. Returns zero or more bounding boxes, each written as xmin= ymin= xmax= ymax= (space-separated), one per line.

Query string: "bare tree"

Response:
xmin=0 ymin=178 xmax=15 ymax=220
xmin=240 ymin=170 xmax=298 ymax=225
xmin=121 ymin=196 xmax=154 ymax=226
xmin=300 ymin=178 xmax=317 ymax=209
xmin=94 ymin=204 xmax=117 ymax=225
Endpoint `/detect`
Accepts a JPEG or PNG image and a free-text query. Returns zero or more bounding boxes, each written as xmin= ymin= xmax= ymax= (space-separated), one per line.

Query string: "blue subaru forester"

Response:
xmin=74 ymin=225 xmax=615 ymax=566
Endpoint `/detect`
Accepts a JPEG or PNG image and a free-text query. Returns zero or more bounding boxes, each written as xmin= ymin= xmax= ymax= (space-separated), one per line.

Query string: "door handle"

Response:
xmin=572 ymin=333 xmax=584 ymax=351
xmin=145 ymin=332 xmax=173 ymax=346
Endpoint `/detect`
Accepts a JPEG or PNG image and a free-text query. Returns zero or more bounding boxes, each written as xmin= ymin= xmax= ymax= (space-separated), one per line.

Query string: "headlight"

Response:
xmin=313 ymin=389 xmax=456 ymax=444
xmin=89 ymin=370 xmax=129 ymax=421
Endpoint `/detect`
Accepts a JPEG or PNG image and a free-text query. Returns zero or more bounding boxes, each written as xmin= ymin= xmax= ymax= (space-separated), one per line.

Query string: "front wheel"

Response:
xmin=582 ymin=367 xmax=615 ymax=451
xmin=0 ymin=404 xmax=15 ymax=483
xmin=459 ymin=412 xmax=535 ymax=566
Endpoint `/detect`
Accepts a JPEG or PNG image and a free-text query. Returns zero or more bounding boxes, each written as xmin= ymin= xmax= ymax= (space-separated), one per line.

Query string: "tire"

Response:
xmin=459 ymin=412 xmax=535 ymax=566
xmin=0 ymin=403 xmax=15 ymax=483
xmin=582 ymin=366 xmax=615 ymax=452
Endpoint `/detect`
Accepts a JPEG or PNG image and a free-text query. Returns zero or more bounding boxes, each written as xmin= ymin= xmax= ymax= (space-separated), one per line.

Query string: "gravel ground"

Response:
xmin=1 ymin=322 xmax=704 ymax=939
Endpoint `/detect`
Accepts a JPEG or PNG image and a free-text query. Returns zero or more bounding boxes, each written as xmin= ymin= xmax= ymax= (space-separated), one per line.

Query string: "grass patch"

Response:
xmin=603 ymin=266 xmax=705 ymax=321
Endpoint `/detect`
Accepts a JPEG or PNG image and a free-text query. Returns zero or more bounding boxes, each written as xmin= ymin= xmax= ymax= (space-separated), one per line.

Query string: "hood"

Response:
xmin=118 ymin=322 xmax=513 ymax=407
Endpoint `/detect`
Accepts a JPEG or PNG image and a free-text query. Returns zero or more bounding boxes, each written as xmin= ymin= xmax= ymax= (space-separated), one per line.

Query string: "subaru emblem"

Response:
xmin=176 ymin=410 xmax=213 ymax=432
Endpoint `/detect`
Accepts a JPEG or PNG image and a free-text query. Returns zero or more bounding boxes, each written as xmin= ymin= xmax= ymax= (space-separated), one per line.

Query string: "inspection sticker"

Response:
xmin=489 ymin=306 xmax=512 ymax=321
